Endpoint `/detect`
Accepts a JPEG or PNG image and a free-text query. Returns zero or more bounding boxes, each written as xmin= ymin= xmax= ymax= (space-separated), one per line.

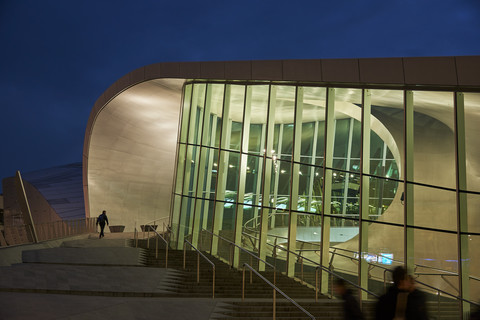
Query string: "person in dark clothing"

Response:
xmin=96 ymin=210 xmax=109 ymax=238
xmin=405 ymin=275 xmax=429 ymax=320
xmin=334 ymin=278 xmax=364 ymax=320
xmin=471 ymin=308 xmax=480 ymax=320
xmin=375 ymin=266 xmax=429 ymax=320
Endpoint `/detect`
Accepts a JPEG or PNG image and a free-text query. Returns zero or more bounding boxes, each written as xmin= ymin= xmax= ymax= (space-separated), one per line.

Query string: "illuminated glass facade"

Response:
xmin=170 ymin=81 xmax=479 ymax=313
xmin=170 ymin=82 xmax=480 ymax=310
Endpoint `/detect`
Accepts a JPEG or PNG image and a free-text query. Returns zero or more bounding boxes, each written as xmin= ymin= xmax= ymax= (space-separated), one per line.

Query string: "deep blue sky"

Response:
xmin=0 ymin=0 xmax=479 ymax=193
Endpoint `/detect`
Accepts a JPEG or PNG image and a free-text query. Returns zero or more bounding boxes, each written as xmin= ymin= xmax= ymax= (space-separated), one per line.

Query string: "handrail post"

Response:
xmin=212 ymin=267 xmax=215 ymax=299
xmin=273 ymin=289 xmax=276 ymax=320
xmin=384 ymin=269 xmax=387 ymax=293
xmin=197 ymin=252 xmax=200 ymax=283
xmin=250 ymin=255 xmax=253 ymax=284
xmin=330 ymin=272 xmax=333 ymax=297
xmin=166 ymin=244 xmax=168 ymax=268
xmin=183 ymin=241 xmax=186 ymax=270
xmin=273 ymin=244 xmax=277 ymax=269
xmin=242 ymin=266 xmax=245 ymax=301
xmin=301 ymin=256 xmax=304 ymax=284
xmin=230 ymin=243 xmax=233 ymax=268
xmin=155 ymin=234 xmax=158 ymax=259
xmin=315 ymin=268 xmax=318 ymax=302
xmin=437 ymin=290 xmax=440 ymax=319
xmin=147 ymin=228 xmax=150 ymax=249
xmin=274 ymin=267 xmax=276 ymax=287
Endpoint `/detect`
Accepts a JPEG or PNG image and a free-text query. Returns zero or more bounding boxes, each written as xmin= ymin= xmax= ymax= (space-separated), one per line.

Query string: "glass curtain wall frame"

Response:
xmin=170 ymin=81 xmax=480 ymax=316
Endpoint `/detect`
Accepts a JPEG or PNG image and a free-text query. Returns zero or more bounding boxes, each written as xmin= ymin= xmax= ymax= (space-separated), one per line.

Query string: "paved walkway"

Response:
xmin=0 ymin=293 xmax=218 ymax=320
xmin=0 ymin=232 xmax=220 ymax=319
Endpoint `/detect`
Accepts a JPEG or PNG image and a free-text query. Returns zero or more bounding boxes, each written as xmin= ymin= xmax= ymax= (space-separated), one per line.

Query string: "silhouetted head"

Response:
xmin=392 ymin=266 xmax=407 ymax=287
xmin=102 ymin=210 xmax=106 ymax=215
xmin=333 ymin=277 xmax=348 ymax=295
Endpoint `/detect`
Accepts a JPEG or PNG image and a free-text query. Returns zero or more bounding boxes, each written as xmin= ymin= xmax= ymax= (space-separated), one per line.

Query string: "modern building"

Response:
xmin=83 ymin=56 xmax=480 ymax=314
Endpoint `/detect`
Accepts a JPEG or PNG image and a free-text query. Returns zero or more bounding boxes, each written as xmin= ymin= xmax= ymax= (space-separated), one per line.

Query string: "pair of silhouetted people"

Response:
xmin=376 ymin=266 xmax=429 ymax=320
xmin=96 ymin=210 xmax=109 ymax=238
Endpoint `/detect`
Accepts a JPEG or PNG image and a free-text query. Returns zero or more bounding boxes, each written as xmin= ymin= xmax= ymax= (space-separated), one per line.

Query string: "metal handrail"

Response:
xmin=242 ymin=230 xmax=480 ymax=310
xmin=139 ymin=217 xmax=169 ymax=247
xmin=183 ymin=239 xmax=216 ymax=299
xmin=243 ymin=263 xmax=315 ymax=320
xmin=202 ymin=229 xmax=275 ymax=269
xmin=273 ymin=242 xmax=380 ymax=300
xmin=149 ymin=228 xmax=169 ymax=268
xmin=242 ymin=231 xmax=379 ymax=300
xmin=329 ymin=245 xmax=480 ymax=286
xmin=243 ymin=231 xmax=381 ymax=300
xmin=259 ymin=231 xmax=480 ymax=286
xmin=142 ymin=216 xmax=170 ymax=228
xmin=414 ymin=277 xmax=480 ymax=308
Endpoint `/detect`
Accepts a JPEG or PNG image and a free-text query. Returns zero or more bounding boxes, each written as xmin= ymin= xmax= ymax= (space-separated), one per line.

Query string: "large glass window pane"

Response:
xmin=366 ymin=222 xmax=404 ymax=293
xmin=413 ymin=229 xmax=459 ymax=299
xmin=331 ymin=88 xmax=362 ymax=172
xmin=330 ymin=169 xmax=360 ymax=219
xmin=182 ymin=145 xmax=200 ymax=197
xmin=370 ymin=89 xmax=404 ymax=180
xmin=270 ymin=159 xmax=291 ymax=210
xmin=245 ymin=154 xmax=263 ymax=207
xmin=297 ymin=164 xmax=313 ymax=212
xmin=466 ymin=192 xmax=480 ymax=234
xmin=467 ymin=233 xmax=480 ymax=304
xmin=179 ymin=84 xmax=192 ymax=144
xmin=210 ymin=84 xmax=225 ymax=149
xmin=367 ymin=176 xmax=400 ymax=222
xmin=226 ymin=85 xmax=245 ymax=151
xmin=170 ymin=194 xmax=183 ymax=246
xmin=300 ymin=122 xmax=315 ymax=164
xmin=198 ymin=147 xmax=216 ymax=200
xmin=413 ymin=184 xmax=456 ymax=232
xmin=179 ymin=197 xmax=194 ymax=241
xmin=248 ymin=85 xmax=269 ymax=154
xmin=329 ymin=216 xmax=360 ymax=288
xmin=273 ymin=86 xmax=296 ymax=161
xmin=315 ymin=122 xmax=326 ymax=167
xmin=413 ymin=91 xmax=455 ymax=189
xmin=174 ymin=144 xmax=186 ymax=194
xmin=189 ymin=84 xmax=206 ymax=145
xmin=302 ymin=86 xmax=326 ymax=166
xmin=201 ymin=84 xmax=224 ymax=149
xmin=225 ymin=151 xmax=240 ymax=200
xmin=294 ymin=211 xmax=321 ymax=283
xmin=310 ymin=166 xmax=323 ymax=214
xmin=464 ymin=93 xmax=480 ymax=193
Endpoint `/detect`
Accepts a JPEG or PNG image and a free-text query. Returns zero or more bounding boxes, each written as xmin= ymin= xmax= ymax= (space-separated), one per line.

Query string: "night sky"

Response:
xmin=1 ymin=0 xmax=479 ymax=193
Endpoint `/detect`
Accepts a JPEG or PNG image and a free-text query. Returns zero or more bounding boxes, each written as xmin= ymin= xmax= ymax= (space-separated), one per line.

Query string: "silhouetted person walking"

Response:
xmin=376 ymin=266 xmax=429 ymax=320
xmin=96 ymin=210 xmax=109 ymax=238
xmin=333 ymin=278 xmax=364 ymax=320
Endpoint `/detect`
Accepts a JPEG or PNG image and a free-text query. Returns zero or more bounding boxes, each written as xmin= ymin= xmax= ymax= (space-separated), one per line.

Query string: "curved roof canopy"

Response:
xmin=83 ymin=57 xmax=480 ymax=229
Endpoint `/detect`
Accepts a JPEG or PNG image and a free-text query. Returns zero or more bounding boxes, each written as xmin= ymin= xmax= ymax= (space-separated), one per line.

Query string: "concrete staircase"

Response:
xmin=135 ymin=238 xmax=465 ymax=320
xmin=136 ymin=239 xmax=354 ymax=319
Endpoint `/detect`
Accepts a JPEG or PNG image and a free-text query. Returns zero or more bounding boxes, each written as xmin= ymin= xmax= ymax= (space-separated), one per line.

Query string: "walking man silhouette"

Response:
xmin=96 ymin=210 xmax=109 ymax=238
